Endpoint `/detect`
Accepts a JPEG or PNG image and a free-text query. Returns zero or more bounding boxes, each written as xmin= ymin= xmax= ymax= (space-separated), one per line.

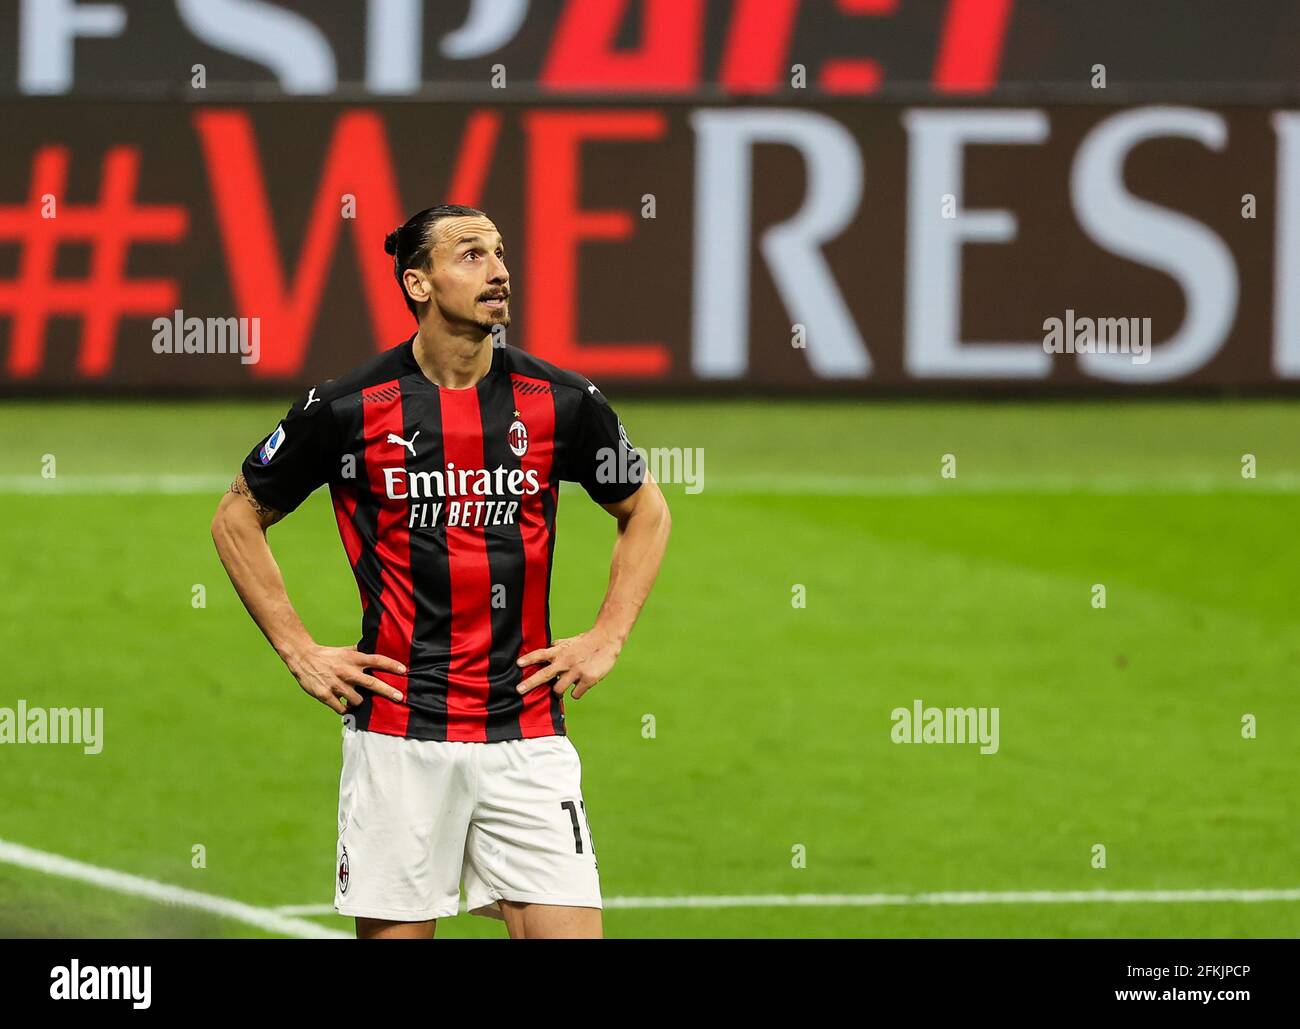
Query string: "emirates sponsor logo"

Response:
xmin=383 ymin=463 xmax=541 ymax=501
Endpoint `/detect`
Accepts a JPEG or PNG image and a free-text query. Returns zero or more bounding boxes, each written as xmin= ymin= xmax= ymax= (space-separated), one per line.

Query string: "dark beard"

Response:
xmin=475 ymin=311 xmax=510 ymax=334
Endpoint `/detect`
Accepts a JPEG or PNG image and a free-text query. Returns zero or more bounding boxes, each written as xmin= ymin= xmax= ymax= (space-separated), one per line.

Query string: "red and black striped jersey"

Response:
xmin=240 ymin=337 xmax=645 ymax=742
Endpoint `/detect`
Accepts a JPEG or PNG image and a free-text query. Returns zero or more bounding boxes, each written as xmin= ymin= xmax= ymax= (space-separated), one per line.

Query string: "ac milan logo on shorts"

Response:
xmin=508 ymin=419 xmax=529 ymax=457
xmin=338 ymin=846 xmax=350 ymax=894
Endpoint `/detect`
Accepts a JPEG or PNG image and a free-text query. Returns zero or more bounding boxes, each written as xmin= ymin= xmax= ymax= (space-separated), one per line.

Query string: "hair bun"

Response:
xmin=384 ymin=228 xmax=401 ymax=256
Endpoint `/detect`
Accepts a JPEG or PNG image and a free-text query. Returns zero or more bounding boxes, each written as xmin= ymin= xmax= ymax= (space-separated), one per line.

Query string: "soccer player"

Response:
xmin=210 ymin=205 xmax=671 ymax=939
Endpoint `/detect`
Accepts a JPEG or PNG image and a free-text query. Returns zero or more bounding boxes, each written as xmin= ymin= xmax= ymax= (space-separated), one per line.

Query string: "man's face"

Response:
xmin=412 ymin=214 xmax=510 ymax=334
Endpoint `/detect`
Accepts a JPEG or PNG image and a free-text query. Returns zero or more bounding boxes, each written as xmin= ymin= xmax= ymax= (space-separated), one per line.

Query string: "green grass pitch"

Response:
xmin=0 ymin=398 xmax=1297 ymax=938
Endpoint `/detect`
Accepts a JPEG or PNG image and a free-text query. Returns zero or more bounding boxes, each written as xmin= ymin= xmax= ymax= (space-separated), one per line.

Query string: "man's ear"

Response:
xmin=402 ymin=267 xmax=431 ymax=305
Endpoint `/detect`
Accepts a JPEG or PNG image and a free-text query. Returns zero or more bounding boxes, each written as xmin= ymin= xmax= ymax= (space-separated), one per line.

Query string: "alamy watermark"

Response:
xmin=50 ymin=961 xmax=150 ymax=1008
xmin=890 ymin=699 xmax=999 ymax=755
xmin=151 ymin=308 xmax=260 ymax=364
xmin=594 ymin=445 xmax=704 ymax=494
xmin=0 ymin=700 xmax=103 ymax=754
xmin=1043 ymin=308 xmax=1150 ymax=365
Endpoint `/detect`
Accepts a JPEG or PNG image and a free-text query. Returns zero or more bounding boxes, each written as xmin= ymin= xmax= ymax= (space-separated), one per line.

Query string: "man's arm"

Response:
xmin=517 ymin=472 xmax=671 ymax=699
xmin=211 ymin=473 xmax=406 ymax=713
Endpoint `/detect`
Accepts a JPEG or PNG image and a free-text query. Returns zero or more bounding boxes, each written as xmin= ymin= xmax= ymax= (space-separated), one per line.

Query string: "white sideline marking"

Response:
xmin=273 ymin=887 xmax=1300 ymax=917
xmin=0 ymin=838 xmax=349 ymax=939
xmin=0 ymin=474 xmax=232 ymax=494
xmin=716 ymin=473 xmax=1300 ymax=496
xmin=1 ymin=473 xmax=1298 ymax=497
xmin=602 ymin=889 xmax=1300 ymax=909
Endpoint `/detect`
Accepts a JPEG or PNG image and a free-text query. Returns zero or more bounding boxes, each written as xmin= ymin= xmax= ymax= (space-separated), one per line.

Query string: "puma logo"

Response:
xmin=387 ymin=430 xmax=419 ymax=456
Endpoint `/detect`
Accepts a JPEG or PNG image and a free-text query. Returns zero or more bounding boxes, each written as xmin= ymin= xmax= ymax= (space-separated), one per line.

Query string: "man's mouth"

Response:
xmin=480 ymin=294 xmax=508 ymax=308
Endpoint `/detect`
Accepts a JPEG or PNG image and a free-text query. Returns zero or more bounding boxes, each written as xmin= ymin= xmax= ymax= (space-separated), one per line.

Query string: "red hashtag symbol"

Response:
xmin=0 ymin=145 xmax=188 ymax=378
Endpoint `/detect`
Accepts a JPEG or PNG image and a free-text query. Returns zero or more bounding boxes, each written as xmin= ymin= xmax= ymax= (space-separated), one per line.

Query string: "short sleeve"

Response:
xmin=563 ymin=382 xmax=645 ymax=505
xmin=240 ymin=388 xmax=338 ymax=514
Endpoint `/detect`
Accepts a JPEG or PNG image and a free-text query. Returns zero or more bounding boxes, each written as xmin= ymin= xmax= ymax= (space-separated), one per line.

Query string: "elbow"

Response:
xmin=210 ymin=492 xmax=244 ymax=554
xmin=656 ymin=486 xmax=672 ymax=539
xmin=210 ymin=502 xmax=230 ymax=554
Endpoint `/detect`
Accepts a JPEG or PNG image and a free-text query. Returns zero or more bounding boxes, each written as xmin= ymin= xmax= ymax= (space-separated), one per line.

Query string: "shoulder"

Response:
xmin=272 ymin=337 xmax=415 ymax=453
xmin=501 ymin=344 xmax=606 ymax=405
xmin=309 ymin=336 xmax=418 ymax=408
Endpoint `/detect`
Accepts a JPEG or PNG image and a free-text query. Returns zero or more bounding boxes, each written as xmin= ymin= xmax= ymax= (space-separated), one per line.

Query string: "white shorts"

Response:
xmin=333 ymin=727 xmax=602 ymax=922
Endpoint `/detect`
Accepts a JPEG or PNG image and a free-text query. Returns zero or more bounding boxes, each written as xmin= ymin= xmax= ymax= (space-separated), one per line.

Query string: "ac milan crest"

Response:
xmin=508 ymin=419 xmax=529 ymax=457
xmin=338 ymin=845 xmax=350 ymax=894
